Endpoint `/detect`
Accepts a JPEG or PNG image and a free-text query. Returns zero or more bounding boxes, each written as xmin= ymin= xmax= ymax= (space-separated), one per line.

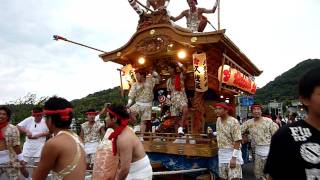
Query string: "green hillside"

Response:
xmin=71 ymin=86 xmax=126 ymax=117
xmin=6 ymin=59 xmax=320 ymax=123
xmin=255 ymin=59 xmax=320 ymax=103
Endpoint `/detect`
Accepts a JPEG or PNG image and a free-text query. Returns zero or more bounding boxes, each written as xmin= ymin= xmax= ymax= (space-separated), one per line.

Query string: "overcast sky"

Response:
xmin=1 ymin=0 xmax=319 ymax=104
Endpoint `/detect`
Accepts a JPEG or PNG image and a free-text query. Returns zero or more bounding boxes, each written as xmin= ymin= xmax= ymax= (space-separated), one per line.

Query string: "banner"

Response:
xmin=193 ymin=53 xmax=208 ymax=92
xmin=238 ymin=96 xmax=254 ymax=106
xmin=218 ymin=65 xmax=257 ymax=94
xmin=121 ymin=64 xmax=136 ymax=90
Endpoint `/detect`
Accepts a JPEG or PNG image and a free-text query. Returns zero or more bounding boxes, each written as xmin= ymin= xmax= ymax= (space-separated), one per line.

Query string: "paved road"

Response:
xmin=242 ymin=162 xmax=256 ymax=180
xmin=0 ymin=162 xmax=256 ymax=179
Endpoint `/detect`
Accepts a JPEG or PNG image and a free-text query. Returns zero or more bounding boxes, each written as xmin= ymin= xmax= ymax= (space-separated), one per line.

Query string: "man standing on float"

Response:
xmin=166 ymin=62 xmax=188 ymax=135
xmin=127 ymin=68 xmax=160 ymax=140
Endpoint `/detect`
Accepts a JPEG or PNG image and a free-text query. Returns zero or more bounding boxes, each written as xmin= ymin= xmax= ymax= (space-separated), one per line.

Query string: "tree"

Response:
xmin=6 ymin=93 xmax=49 ymax=124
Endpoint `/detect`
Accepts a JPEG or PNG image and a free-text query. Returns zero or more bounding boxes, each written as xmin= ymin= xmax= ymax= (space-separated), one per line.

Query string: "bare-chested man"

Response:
xmin=170 ymin=0 xmax=218 ymax=32
xmin=106 ymin=104 xmax=152 ymax=180
xmin=32 ymin=96 xmax=86 ymax=180
xmin=0 ymin=105 xmax=25 ymax=180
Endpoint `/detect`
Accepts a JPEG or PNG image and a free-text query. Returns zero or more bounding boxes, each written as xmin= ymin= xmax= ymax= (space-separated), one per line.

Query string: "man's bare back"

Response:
xmin=52 ymin=133 xmax=86 ymax=179
xmin=33 ymin=132 xmax=86 ymax=180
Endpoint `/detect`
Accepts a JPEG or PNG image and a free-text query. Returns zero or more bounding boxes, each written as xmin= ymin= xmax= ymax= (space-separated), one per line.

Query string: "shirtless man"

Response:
xmin=106 ymin=104 xmax=152 ymax=180
xmin=170 ymin=0 xmax=218 ymax=32
xmin=32 ymin=96 xmax=86 ymax=180
xmin=0 ymin=105 xmax=25 ymax=180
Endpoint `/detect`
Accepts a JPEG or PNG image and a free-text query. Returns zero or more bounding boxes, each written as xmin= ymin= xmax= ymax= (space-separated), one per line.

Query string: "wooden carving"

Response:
xmin=136 ymin=36 xmax=172 ymax=55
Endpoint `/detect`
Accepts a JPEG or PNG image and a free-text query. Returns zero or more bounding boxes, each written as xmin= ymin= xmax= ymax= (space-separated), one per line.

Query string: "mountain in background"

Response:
xmin=254 ymin=59 xmax=320 ymax=104
xmin=6 ymin=59 xmax=320 ymax=123
xmin=5 ymin=86 xmax=126 ymax=124
xmin=71 ymin=86 xmax=126 ymax=117
xmin=71 ymin=59 xmax=320 ymax=110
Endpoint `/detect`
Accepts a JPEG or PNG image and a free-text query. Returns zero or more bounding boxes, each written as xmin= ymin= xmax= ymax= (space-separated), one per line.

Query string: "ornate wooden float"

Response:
xmin=99 ymin=8 xmax=261 ymax=178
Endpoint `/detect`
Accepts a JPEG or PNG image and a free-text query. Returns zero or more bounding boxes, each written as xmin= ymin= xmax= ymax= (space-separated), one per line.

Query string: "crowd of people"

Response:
xmin=0 ymin=97 xmax=153 ymax=180
xmin=207 ymin=67 xmax=320 ymax=180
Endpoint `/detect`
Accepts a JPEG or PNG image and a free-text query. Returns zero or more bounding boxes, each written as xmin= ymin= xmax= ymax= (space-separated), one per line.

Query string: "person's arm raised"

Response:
xmin=32 ymin=140 xmax=58 ymax=179
xmin=200 ymin=0 xmax=218 ymax=14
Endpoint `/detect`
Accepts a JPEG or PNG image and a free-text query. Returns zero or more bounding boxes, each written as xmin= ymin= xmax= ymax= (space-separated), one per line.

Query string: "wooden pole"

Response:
xmin=217 ymin=0 xmax=221 ymax=30
xmin=117 ymin=68 xmax=124 ymax=97
xmin=53 ymin=35 xmax=107 ymax=53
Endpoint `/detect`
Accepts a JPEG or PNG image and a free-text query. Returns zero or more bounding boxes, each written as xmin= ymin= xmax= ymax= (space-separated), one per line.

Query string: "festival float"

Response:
xmin=98 ymin=2 xmax=261 ymax=179
xmin=54 ymin=1 xmax=261 ymax=179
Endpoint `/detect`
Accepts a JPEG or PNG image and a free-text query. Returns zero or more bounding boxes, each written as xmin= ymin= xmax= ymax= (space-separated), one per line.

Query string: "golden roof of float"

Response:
xmin=99 ymin=24 xmax=261 ymax=76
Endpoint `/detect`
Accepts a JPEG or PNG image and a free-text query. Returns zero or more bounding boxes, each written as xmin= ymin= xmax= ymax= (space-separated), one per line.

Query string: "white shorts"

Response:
xmin=0 ymin=150 xmax=10 ymax=164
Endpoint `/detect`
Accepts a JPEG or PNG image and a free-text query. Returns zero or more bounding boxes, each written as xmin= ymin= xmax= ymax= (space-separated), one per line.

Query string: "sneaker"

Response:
xmin=177 ymin=127 xmax=184 ymax=135
xmin=153 ymin=138 xmax=161 ymax=142
xmin=207 ymin=127 xmax=213 ymax=134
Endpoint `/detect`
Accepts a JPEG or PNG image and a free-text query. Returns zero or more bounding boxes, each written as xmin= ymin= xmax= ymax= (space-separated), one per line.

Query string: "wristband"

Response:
xmin=232 ymin=149 xmax=240 ymax=158
xmin=17 ymin=153 xmax=24 ymax=161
